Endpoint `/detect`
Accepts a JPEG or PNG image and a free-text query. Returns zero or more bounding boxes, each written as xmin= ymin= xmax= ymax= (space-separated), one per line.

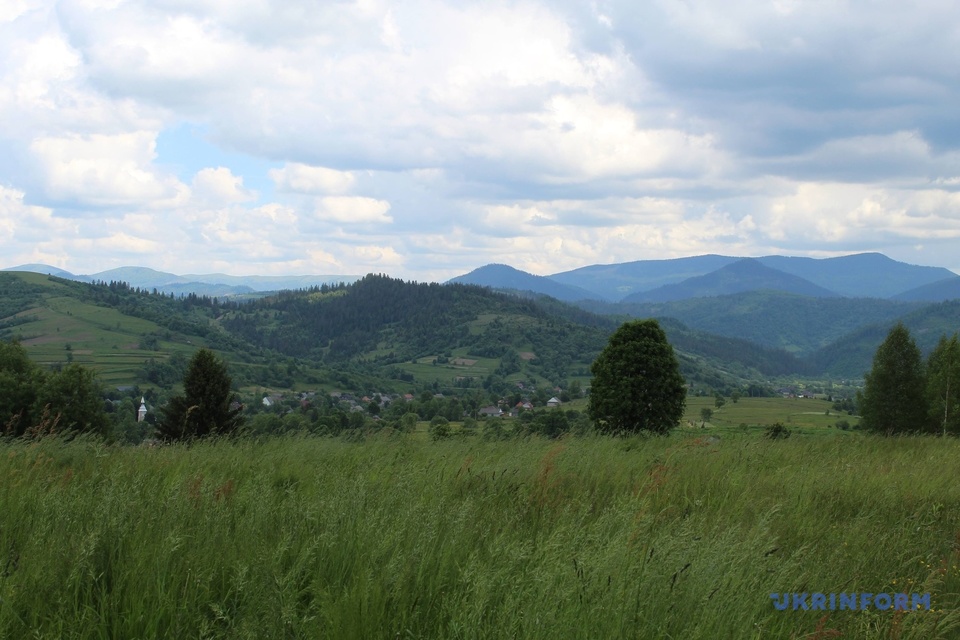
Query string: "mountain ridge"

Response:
xmin=2 ymin=264 xmax=360 ymax=294
xmin=6 ymin=251 xmax=959 ymax=304
xmin=621 ymin=258 xmax=840 ymax=303
xmin=452 ymin=253 xmax=958 ymax=303
xmin=448 ymin=264 xmax=600 ymax=302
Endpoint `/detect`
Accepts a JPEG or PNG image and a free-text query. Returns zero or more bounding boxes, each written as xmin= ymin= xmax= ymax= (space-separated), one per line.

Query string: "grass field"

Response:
xmin=2 ymin=431 xmax=958 ymax=639
xmin=683 ymin=396 xmax=861 ymax=434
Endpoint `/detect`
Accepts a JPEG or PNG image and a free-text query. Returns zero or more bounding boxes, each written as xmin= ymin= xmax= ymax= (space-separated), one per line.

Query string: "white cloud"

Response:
xmin=759 ymin=182 xmax=960 ymax=249
xmin=1 ymin=0 xmax=960 ymax=279
xmin=29 ymin=131 xmax=186 ymax=207
xmin=269 ymin=163 xmax=356 ymax=194
xmin=0 ymin=1 xmax=31 ymax=23
xmin=314 ymin=196 xmax=392 ymax=224
xmin=0 ymin=184 xmax=82 ymax=267
xmin=78 ymin=231 xmax=163 ymax=255
xmin=0 ymin=184 xmax=70 ymax=242
xmin=192 ymin=167 xmax=255 ymax=204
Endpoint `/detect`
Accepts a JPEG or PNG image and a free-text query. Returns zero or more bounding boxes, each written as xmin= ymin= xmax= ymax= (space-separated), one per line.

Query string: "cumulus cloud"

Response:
xmin=192 ymin=167 xmax=256 ymax=204
xmin=29 ymin=131 xmax=186 ymax=208
xmin=314 ymin=196 xmax=392 ymax=225
xmin=1 ymin=0 xmax=959 ymax=278
xmin=269 ymin=164 xmax=356 ymax=194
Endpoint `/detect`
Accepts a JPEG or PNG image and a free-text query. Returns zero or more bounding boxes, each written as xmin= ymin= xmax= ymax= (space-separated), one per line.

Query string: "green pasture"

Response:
xmin=1 ymin=432 xmax=958 ymax=639
xmin=684 ymin=395 xmax=860 ymax=433
xmin=4 ymin=295 xmax=208 ymax=387
xmin=396 ymin=352 xmax=500 ymax=385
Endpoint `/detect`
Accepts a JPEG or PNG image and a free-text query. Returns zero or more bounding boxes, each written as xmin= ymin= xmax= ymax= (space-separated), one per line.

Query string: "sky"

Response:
xmin=1 ymin=0 xmax=959 ymax=282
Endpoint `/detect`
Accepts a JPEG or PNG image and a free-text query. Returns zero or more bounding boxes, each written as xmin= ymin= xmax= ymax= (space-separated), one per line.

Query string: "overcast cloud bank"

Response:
xmin=1 ymin=0 xmax=959 ymax=280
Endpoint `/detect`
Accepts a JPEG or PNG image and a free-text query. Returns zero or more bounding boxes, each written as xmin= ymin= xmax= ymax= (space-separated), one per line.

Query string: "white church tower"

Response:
xmin=137 ymin=397 xmax=148 ymax=423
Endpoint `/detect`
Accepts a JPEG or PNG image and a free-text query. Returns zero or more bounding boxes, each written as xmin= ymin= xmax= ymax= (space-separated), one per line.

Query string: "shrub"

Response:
xmin=764 ymin=422 xmax=791 ymax=440
xmin=429 ymin=416 xmax=450 ymax=441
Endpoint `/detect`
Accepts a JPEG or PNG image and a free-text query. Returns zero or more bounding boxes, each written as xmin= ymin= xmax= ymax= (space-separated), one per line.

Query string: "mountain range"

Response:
xmin=6 ymin=252 xmax=958 ymax=304
xmin=450 ymin=253 xmax=959 ymax=303
xmin=4 ymin=261 xmax=960 ymax=393
xmin=1 ymin=264 xmax=360 ymax=297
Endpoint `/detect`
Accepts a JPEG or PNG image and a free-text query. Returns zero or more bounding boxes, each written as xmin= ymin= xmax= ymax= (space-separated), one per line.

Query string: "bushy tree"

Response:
xmin=1 ymin=340 xmax=107 ymax=438
xmin=35 ymin=364 xmax=109 ymax=437
xmin=0 ymin=340 xmax=44 ymax=435
xmin=588 ymin=319 xmax=686 ymax=435
xmin=533 ymin=409 xmax=569 ymax=438
xmin=428 ymin=415 xmax=450 ymax=440
xmin=859 ymin=323 xmax=928 ymax=435
xmin=157 ymin=348 xmax=243 ymax=440
xmin=927 ymin=333 xmax=960 ymax=436
xmin=399 ymin=412 xmax=419 ymax=432
xmin=700 ymin=408 xmax=713 ymax=426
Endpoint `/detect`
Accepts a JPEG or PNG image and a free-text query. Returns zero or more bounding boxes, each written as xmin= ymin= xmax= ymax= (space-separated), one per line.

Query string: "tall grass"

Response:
xmin=1 ymin=432 xmax=959 ymax=638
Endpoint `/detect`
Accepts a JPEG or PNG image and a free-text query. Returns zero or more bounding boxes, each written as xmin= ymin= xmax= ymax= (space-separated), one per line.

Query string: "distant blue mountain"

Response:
xmin=448 ymin=264 xmax=600 ymax=302
xmin=621 ymin=258 xmax=839 ymax=303
xmin=755 ymin=253 xmax=954 ymax=299
xmin=8 ymin=252 xmax=958 ymax=303
xmin=549 ymin=255 xmax=738 ymax=301
xmin=1 ymin=264 xmax=358 ymax=296
xmin=891 ymin=276 xmax=960 ymax=302
xmin=450 ymin=253 xmax=960 ymax=303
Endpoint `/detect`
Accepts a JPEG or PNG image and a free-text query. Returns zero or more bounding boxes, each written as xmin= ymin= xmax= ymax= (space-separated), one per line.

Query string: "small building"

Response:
xmin=547 ymin=397 xmax=562 ymax=408
xmin=479 ymin=406 xmax=503 ymax=417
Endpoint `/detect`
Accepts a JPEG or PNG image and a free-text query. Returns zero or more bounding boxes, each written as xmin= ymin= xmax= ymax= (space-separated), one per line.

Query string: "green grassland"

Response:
xmin=1 ymin=432 xmax=958 ymax=639
xmin=1 ymin=274 xmax=207 ymax=385
xmin=0 ymin=273 xmax=333 ymax=393
xmin=683 ymin=396 xmax=861 ymax=434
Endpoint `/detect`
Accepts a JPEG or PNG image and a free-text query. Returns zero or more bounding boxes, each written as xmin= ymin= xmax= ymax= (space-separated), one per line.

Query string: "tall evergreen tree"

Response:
xmin=859 ymin=323 xmax=928 ymax=435
xmin=588 ymin=319 xmax=686 ymax=435
xmin=927 ymin=333 xmax=960 ymax=436
xmin=157 ymin=348 xmax=243 ymax=440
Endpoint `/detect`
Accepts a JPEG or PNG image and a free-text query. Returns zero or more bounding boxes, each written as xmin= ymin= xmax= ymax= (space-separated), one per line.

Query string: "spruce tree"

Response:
xmin=157 ymin=348 xmax=243 ymax=440
xmin=860 ymin=323 xmax=928 ymax=435
xmin=588 ymin=319 xmax=686 ymax=435
xmin=927 ymin=333 xmax=960 ymax=436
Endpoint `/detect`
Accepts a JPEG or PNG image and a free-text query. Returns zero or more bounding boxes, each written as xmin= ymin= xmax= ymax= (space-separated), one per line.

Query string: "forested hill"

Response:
xmin=597 ymin=291 xmax=921 ymax=356
xmin=807 ymin=299 xmax=960 ymax=378
xmin=217 ymin=274 xmax=810 ymax=387
xmin=218 ymin=274 xmax=612 ymax=381
xmin=1 ymin=270 xmax=842 ymax=393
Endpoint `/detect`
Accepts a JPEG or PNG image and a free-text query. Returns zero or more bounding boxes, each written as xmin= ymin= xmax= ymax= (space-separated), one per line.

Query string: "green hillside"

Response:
xmin=809 ymin=299 xmax=960 ymax=378
xmin=597 ymin=291 xmax=920 ymax=355
xmin=1 ymin=272 xmax=237 ymax=388
xmin=2 ymin=271 xmax=809 ymax=397
xmin=12 ymin=269 xmax=947 ymax=399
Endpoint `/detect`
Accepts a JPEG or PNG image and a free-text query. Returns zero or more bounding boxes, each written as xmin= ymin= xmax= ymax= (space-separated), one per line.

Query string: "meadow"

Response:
xmin=683 ymin=396 xmax=861 ymax=434
xmin=2 ymin=429 xmax=958 ymax=639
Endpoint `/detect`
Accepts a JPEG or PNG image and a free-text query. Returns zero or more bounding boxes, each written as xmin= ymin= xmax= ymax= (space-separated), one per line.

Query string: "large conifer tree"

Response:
xmin=157 ymin=348 xmax=243 ymax=440
xmin=588 ymin=319 xmax=686 ymax=435
xmin=859 ymin=323 xmax=928 ymax=435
